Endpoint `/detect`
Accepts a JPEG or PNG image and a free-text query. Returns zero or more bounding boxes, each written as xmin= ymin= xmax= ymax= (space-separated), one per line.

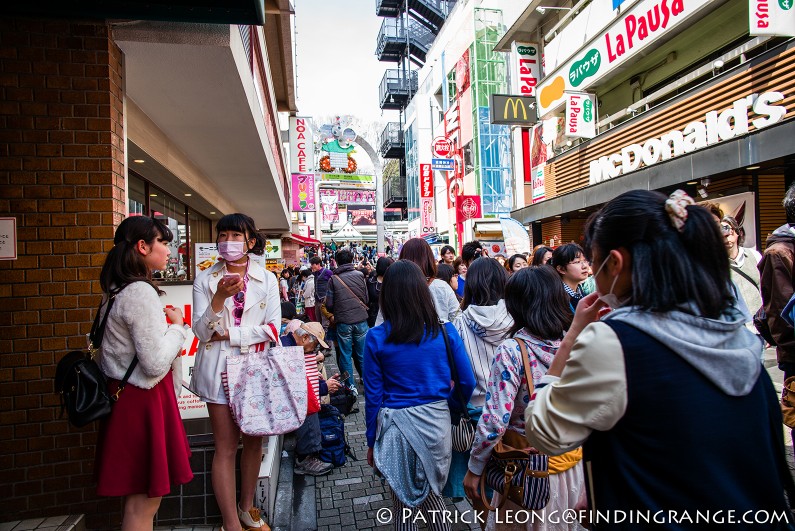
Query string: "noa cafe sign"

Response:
xmin=589 ymin=92 xmax=787 ymax=184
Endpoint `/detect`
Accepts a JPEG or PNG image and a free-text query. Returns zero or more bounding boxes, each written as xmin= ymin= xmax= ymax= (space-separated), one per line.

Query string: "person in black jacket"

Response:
xmin=367 ymin=257 xmax=394 ymax=327
xmin=325 ymin=249 xmax=369 ymax=394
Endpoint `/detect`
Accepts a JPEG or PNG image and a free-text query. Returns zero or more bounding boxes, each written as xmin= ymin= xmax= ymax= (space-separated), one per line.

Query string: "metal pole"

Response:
xmin=354 ymin=136 xmax=385 ymax=254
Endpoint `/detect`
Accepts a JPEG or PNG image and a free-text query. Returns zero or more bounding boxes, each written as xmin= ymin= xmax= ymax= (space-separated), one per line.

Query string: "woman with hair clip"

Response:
xmin=190 ymin=213 xmax=280 ymax=531
xmin=365 ymin=260 xmax=476 ymax=531
xmin=526 ymin=190 xmax=792 ymax=528
xmin=463 ymin=266 xmax=585 ymax=530
xmin=94 ymin=216 xmax=192 ymax=530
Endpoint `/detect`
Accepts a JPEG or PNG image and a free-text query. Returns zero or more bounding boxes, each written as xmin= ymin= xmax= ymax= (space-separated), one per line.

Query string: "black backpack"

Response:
xmin=318 ymin=404 xmax=356 ymax=467
xmin=329 ymin=386 xmax=359 ymax=416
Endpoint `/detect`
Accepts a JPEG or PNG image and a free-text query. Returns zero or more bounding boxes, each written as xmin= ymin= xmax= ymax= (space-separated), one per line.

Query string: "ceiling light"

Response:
xmin=537 ymin=6 xmax=572 ymax=14
xmin=184 ymin=193 xmax=192 ymax=197
xmin=209 ymin=211 xmax=216 ymax=215
xmin=555 ymin=215 xmax=562 ymax=218
xmin=746 ymin=165 xmax=760 ymax=170
xmin=686 ymin=181 xmax=697 ymax=185
xmin=578 ymin=209 xmax=586 ymax=212
xmin=149 ymin=194 xmax=157 ymax=197
xmin=133 ymin=159 xmax=145 ymax=163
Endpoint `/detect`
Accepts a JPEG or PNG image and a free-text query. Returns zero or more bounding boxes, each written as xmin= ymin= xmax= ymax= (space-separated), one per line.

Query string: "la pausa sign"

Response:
xmin=590 ymin=92 xmax=786 ymax=184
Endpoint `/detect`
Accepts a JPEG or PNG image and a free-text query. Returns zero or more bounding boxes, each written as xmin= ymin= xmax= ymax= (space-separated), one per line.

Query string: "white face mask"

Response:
xmin=218 ymin=241 xmax=247 ymax=262
xmin=593 ymin=254 xmax=625 ymax=309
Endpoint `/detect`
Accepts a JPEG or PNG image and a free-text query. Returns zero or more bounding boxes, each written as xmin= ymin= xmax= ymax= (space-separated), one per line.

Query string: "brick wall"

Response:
xmin=0 ymin=18 xmax=126 ymax=528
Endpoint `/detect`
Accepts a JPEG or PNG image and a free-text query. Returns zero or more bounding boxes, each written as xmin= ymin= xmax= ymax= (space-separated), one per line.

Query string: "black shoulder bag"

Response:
xmin=55 ymin=287 xmax=139 ymax=427
xmin=440 ymin=321 xmax=475 ymax=452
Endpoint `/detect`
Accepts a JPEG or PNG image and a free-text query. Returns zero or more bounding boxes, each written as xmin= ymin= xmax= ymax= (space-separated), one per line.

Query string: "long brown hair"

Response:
xmin=399 ymin=238 xmax=437 ymax=279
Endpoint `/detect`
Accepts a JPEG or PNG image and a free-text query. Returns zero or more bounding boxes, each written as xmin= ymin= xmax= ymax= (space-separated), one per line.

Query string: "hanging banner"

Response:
xmin=511 ymin=42 xmax=541 ymax=96
xmin=750 ymin=0 xmax=795 ymax=36
xmin=337 ymin=189 xmax=376 ymax=204
xmin=565 ymin=92 xmax=597 ymax=139
xmin=319 ymin=189 xmax=339 ymax=224
xmin=532 ymin=164 xmax=546 ymax=204
xmin=288 ymin=116 xmax=314 ymax=174
xmin=499 ymin=217 xmax=531 ymax=256
xmin=291 ymin=173 xmax=316 ymax=212
xmin=456 ymin=195 xmax=482 ymax=223
xmin=420 ymin=163 xmax=435 ymax=235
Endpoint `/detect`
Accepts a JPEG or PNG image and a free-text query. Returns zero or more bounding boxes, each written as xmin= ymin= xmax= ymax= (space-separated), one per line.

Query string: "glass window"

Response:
xmin=128 ymin=173 xmax=147 ymax=216
xmin=188 ymin=210 xmax=213 ymax=278
xmin=149 ymin=187 xmax=187 ymax=280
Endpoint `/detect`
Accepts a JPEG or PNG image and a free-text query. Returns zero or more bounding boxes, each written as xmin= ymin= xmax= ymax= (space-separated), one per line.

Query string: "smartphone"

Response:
xmin=335 ymin=371 xmax=351 ymax=383
xmin=223 ymin=273 xmax=241 ymax=283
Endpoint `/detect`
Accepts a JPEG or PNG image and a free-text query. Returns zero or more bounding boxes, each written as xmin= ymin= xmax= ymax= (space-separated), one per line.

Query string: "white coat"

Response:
xmin=189 ymin=259 xmax=281 ymax=402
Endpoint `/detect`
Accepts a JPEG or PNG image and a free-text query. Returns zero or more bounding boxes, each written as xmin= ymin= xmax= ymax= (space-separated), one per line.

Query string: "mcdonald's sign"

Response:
xmin=489 ymin=94 xmax=539 ymax=126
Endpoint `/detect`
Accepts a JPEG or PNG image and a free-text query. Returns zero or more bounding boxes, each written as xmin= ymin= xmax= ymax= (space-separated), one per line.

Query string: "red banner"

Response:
xmin=420 ymin=164 xmax=433 ymax=198
xmin=456 ymin=195 xmax=482 ymax=223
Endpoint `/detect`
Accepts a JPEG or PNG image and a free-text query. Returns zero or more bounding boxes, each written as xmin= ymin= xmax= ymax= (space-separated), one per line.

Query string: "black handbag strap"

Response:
xmin=90 ymin=284 xmax=139 ymax=400
xmin=440 ymin=320 xmax=470 ymax=421
xmin=730 ymin=262 xmax=760 ymax=291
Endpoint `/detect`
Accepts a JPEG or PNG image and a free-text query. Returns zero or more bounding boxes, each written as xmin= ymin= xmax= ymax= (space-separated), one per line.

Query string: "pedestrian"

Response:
xmin=310 ymin=256 xmax=333 ymax=330
xmin=279 ymin=268 xmax=291 ymax=302
xmin=190 ymin=213 xmax=280 ymax=531
xmin=447 ymin=258 xmax=513 ymax=505
xmin=550 ymin=243 xmax=589 ymax=311
xmin=453 ymin=257 xmax=468 ymax=298
xmin=720 ymin=215 xmax=764 ymax=335
xmin=324 ymin=249 xmax=369 ymax=395
xmin=439 ymin=245 xmax=456 ymax=267
xmin=506 ymin=253 xmax=529 ymax=273
xmin=94 ymin=216 xmax=193 ymax=529
xmin=531 ymin=246 xmax=553 ymax=266
xmin=399 ymin=237 xmax=460 ymax=322
xmin=436 ymin=263 xmax=459 ymax=296
xmin=280 ymin=322 xmax=340 ymax=476
xmin=367 ymin=257 xmax=393 ymax=328
xmin=526 ymin=190 xmax=791 ymax=526
xmin=464 ymin=265 xmax=585 ymax=530
xmin=365 ymin=260 xmax=476 ymax=530
xmin=302 ymin=268 xmax=317 ymax=322
xmin=759 ymin=182 xmax=795 ymax=443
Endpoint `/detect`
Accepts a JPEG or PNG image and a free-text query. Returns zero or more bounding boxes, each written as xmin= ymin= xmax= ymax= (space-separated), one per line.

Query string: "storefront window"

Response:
xmin=127 ymin=171 xmax=212 ymax=282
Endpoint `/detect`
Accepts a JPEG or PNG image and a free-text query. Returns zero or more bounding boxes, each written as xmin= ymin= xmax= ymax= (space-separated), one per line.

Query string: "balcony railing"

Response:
xmin=376 ymin=0 xmax=401 ymax=17
xmin=408 ymin=0 xmax=455 ymax=33
xmin=379 ymin=122 xmax=405 ymax=159
xmin=376 ymin=19 xmax=436 ymax=65
xmin=379 ymin=69 xmax=418 ymax=110
xmin=384 ymin=175 xmax=408 ymax=208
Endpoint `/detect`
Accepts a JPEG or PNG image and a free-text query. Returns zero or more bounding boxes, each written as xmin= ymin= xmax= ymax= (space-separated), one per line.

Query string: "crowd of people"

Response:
xmin=88 ymin=184 xmax=795 ymax=530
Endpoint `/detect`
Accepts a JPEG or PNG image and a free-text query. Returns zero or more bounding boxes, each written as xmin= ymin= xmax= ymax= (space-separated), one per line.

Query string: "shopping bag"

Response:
xmin=222 ymin=343 xmax=308 ymax=436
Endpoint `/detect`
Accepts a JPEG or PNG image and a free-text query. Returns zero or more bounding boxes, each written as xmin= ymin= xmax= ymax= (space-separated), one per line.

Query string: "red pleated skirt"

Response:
xmin=95 ymin=371 xmax=193 ymax=498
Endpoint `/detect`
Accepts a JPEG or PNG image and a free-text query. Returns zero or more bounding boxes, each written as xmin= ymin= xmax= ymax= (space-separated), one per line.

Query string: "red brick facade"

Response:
xmin=0 ymin=18 xmax=126 ymax=528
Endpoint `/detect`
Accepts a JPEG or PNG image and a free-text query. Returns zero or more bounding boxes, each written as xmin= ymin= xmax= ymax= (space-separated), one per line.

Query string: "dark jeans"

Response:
xmin=336 ymin=320 xmax=368 ymax=389
xmin=295 ymin=413 xmax=321 ymax=458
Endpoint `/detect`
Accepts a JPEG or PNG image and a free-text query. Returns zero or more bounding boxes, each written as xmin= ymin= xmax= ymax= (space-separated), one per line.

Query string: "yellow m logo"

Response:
xmin=503 ymin=98 xmax=527 ymax=121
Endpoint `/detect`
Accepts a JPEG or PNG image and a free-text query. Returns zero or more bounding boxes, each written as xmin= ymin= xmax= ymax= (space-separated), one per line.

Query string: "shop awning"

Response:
xmin=285 ymin=233 xmax=322 ymax=246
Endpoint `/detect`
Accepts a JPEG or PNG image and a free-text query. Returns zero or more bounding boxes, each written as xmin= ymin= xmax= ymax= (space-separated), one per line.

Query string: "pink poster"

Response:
xmin=320 ymin=189 xmax=339 ymax=223
xmin=291 ymin=173 xmax=316 ymax=212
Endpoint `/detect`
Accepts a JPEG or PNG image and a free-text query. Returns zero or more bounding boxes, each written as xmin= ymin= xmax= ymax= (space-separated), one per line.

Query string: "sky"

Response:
xmin=293 ymin=0 xmax=401 ymax=125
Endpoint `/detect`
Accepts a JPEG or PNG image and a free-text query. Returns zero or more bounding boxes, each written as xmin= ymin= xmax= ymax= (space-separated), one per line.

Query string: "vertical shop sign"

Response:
xmin=420 ymin=163 xmax=435 ymax=235
xmin=319 ymin=189 xmax=339 ymax=224
xmin=750 ymin=0 xmax=795 ymax=36
xmin=289 ymin=116 xmax=315 ymax=174
xmin=291 ymin=173 xmax=316 ymax=212
xmin=511 ymin=42 xmax=541 ymax=96
xmin=565 ymin=92 xmax=597 ymax=139
xmin=532 ymin=164 xmax=546 ymax=204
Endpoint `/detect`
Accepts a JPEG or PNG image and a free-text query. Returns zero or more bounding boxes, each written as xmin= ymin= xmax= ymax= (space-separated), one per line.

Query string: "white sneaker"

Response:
xmin=295 ymin=455 xmax=333 ymax=476
xmin=237 ymin=505 xmax=269 ymax=531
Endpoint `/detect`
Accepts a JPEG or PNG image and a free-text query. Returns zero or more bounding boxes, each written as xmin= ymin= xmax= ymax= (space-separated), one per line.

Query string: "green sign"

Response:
xmin=569 ymin=49 xmax=601 ymax=88
xmin=517 ymin=45 xmax=537 ymax=56
xmin=781 ymin=0 xmax=792 ymax=10
xmin=320 ymin=173 xmax=374 ymax=184
xmin=583 ymin=98 xmax=594 ymax=123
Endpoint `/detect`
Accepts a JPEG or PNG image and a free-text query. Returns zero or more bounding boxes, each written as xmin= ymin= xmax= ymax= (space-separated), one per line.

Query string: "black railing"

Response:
xmin=379 ymin=122 xmax=405 ymax=159
xmin=376 ymin=0 xmax=401 ymax=17
xmin=379 ymin=69 xmax=418 ymax=110
xmin=376 ymin=19 xmax=436 ymax=65
xmin=384 ymin=175 xmax=408 ymax=207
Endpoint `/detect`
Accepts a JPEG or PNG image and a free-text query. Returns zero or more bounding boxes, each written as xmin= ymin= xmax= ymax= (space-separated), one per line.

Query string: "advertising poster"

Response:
xmin=350 ymin=207 xmax=376 ymax=226
xmin=194 ymin=243 xmax=219 ymax=278
xmin=750 ymin=0 xmax=795 ymax=37
xmin=320 ymin=189 xmax=339 ymax=224
xmin=565 ymin=92 xmax=597 ymax=139
xmin=420 ymin=163 xmax=435 ymax=235
xmin=337 ymin=189 xmax=376 ymax=204
xmin=159 ymin=283 xmax=208 ymax=420
xmin=291 ymin=173 xmax=316 ymax=212
xmin=532 ymin=164 xmax=546 ymax=204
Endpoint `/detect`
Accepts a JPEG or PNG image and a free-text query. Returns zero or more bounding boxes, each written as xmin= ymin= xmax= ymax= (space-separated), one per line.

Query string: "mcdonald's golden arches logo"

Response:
xmin=489 ymin=94 xmax=539 ymax=126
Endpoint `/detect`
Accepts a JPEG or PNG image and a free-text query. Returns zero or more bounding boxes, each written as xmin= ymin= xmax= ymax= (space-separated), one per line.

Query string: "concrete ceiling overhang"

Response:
xmin=115 ymin=21 xmax=290 ymax=231
xmin=264 ymin=0 xmax=297 ymax=113
xmin=494 ymin=0 xmax=547 ymax=52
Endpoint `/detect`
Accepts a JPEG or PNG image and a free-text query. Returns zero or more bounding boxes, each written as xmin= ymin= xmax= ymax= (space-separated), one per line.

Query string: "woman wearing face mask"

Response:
xmin=190 ymin=213 xmax=280 ymax=531
xmin=525 ymin=190 xmax=791 ymax=527
xmin=721 ymin=216 xmax=764 ymax=336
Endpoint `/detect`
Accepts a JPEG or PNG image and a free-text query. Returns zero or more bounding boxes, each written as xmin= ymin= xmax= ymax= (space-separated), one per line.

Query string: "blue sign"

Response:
xmin=612 ymin=0 xmax=627 ymax=8
xmin=431 ymin=158 xmax=454 ymax=171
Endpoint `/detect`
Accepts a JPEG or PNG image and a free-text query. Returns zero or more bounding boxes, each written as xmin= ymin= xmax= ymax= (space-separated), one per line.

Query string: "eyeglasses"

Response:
xmin=568 ymin=259 xmax=590 ymax=267
xmin=720 ymin=224 xmax=734 ymax=234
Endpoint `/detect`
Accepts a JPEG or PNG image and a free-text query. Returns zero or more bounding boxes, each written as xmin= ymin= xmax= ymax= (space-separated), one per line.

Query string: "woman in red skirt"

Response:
xmin=95 ymin=216 xmax=193 ymax=529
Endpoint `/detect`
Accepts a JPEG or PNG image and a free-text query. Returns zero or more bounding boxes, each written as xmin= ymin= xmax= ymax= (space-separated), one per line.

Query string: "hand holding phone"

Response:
xmin=223 ymin=273 xmax=241 ymax=284
xmin=335 ymin=371 xmax=351 ymax=383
